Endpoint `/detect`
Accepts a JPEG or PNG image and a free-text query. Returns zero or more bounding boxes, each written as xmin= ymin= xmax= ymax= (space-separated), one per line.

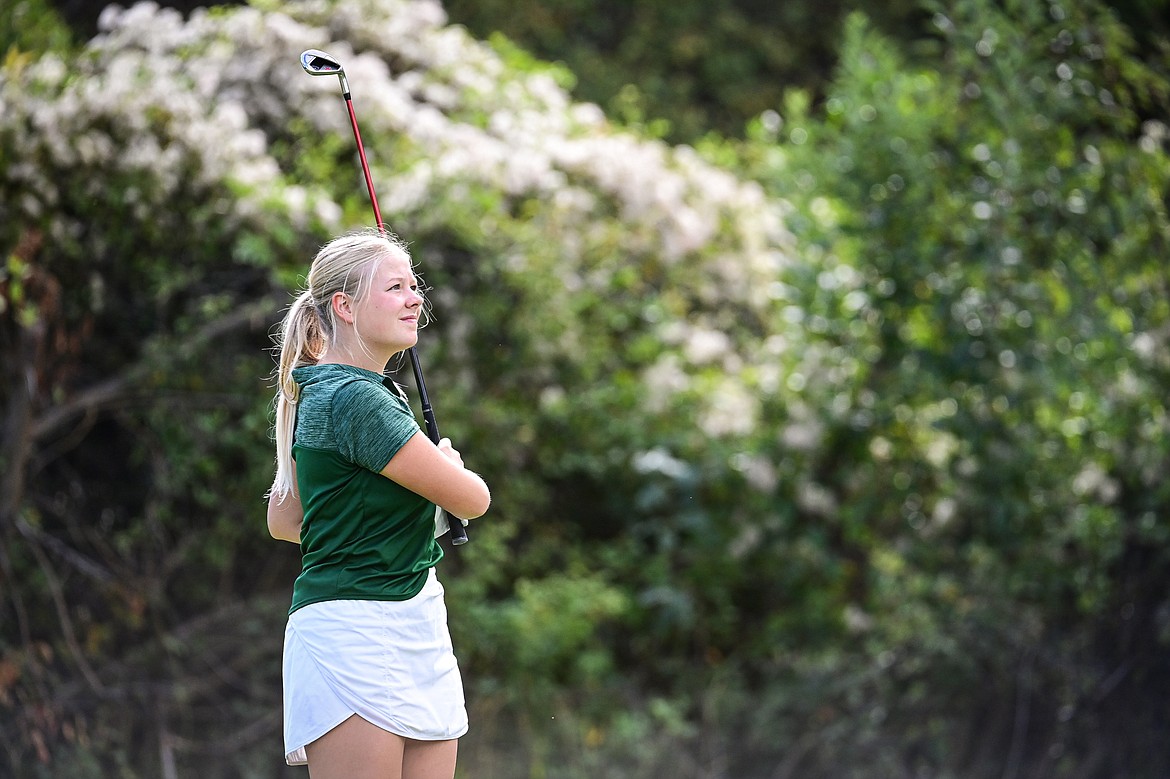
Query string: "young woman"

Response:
xmin=266 ymin=229 xmax=490 ymax=779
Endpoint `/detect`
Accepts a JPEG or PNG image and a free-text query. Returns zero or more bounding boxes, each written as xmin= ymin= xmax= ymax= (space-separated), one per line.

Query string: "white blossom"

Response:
xmin=1 ymin=0 xmax=803 ymax=445
xmin=698 ymin=379 xmax=758 ymax=437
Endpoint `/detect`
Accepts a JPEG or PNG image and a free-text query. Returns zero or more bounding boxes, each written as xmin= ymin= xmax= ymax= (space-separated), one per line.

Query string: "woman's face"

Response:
xmin=351 ymin=250 xmax=424 ymax=356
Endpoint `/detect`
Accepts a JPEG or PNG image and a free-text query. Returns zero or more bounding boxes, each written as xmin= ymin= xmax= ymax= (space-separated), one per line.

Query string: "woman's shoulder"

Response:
xmin=330 ymin=370 xmax=412 ymax=418
xmin=295 ymin=364 xmax=397 ymax=418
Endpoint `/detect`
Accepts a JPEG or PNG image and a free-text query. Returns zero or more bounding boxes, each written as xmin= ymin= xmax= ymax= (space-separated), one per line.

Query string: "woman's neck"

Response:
xmin=315 ymin=345 xmax=388 ymax=375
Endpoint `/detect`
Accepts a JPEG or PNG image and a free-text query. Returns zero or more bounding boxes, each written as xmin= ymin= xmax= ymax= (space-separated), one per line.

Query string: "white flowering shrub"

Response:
xmin=1 ymin=0 xmax=812 ymax=495
xmin=6 ymin=0 xmax=804 ymax=416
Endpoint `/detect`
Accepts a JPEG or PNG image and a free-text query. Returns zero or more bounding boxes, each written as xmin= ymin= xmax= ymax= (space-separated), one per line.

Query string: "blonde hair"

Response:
xmin=269 ymin=228 xmax=415 ymax=499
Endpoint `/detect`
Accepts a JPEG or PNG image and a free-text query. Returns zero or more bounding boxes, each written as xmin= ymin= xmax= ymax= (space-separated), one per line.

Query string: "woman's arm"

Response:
xmin=381 ymin=432 xmax=491 ymax=520
xmin=267 ymin=466 xmax=304 ymax=543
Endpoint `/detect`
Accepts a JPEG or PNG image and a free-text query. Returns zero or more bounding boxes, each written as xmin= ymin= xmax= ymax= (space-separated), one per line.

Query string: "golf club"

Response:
xmin=300 ymin=48 xmax=468 ymax=546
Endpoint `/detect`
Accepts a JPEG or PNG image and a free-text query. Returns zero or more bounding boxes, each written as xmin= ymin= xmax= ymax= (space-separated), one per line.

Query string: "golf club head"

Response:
xmin=300 ymin=49 xmax=343 ymax=76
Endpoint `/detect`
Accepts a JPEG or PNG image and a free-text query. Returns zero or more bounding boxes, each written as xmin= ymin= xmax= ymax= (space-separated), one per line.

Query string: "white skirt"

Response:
xmin=282 ymin=568 xmax=468 ymax=766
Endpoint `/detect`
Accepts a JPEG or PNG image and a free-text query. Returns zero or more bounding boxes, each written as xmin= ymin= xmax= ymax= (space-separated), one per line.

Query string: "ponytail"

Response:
xmin=269 ymin=290 xmax=329 ymax=500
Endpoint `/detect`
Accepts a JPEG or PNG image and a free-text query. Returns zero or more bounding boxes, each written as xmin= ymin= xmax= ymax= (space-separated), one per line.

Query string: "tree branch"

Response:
xmin=31 ymin=291 xmax=285 ymax=445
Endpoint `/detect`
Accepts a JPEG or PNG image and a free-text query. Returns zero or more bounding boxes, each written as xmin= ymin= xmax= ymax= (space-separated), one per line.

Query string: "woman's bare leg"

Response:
xmin=402 ymin=738 xmax=458 ymax=779
xmin=306 ymin=715 xmax=406 ymax=779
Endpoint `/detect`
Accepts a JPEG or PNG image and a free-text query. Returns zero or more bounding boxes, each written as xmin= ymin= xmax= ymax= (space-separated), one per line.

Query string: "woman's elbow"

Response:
xmin=451 ymin=481 xmax=491 ymax=521
xmin=267 ymin=516 xmax=295 ymax=542
xmin=266 ymin=493 xmax=303 ymax=543
xmin=470 ymin=486 xmax=492 ymax=519
xmin=266 ymin=515 xmax=298 ymax=543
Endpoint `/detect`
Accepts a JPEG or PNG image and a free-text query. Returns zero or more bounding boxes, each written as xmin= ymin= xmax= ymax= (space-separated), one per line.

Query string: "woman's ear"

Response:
xmin=331 ymin=291 xmax=355 ymax=324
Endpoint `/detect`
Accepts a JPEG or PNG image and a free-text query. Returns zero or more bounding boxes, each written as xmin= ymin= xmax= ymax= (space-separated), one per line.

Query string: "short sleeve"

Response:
xmin=332 ymin=379 xmax=421 ymax=472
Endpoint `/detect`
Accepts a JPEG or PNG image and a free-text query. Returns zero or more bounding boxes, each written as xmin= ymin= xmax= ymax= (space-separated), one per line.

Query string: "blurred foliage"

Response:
xmin=1 ymin=0 xmax=75 ymax=56
xmin=441 ymin=0 xmax=927 ymax=142
xmin=1 ymin=0 xmax=1168 ymax=777
xmin=440 ymin=0 xmax=1168 ymax=144
xmin=726 ymin=1 xmax=1170 ymax=775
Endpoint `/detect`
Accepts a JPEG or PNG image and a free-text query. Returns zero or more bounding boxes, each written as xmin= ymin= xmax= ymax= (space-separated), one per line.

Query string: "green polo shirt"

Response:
xmin=288 ymin=363 xmax=443 ymax=615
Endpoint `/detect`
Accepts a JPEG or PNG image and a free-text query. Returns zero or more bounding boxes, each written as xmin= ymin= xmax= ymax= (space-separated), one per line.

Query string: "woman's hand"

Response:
xmin=435 ymin=437 xmax=464 ymax=467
